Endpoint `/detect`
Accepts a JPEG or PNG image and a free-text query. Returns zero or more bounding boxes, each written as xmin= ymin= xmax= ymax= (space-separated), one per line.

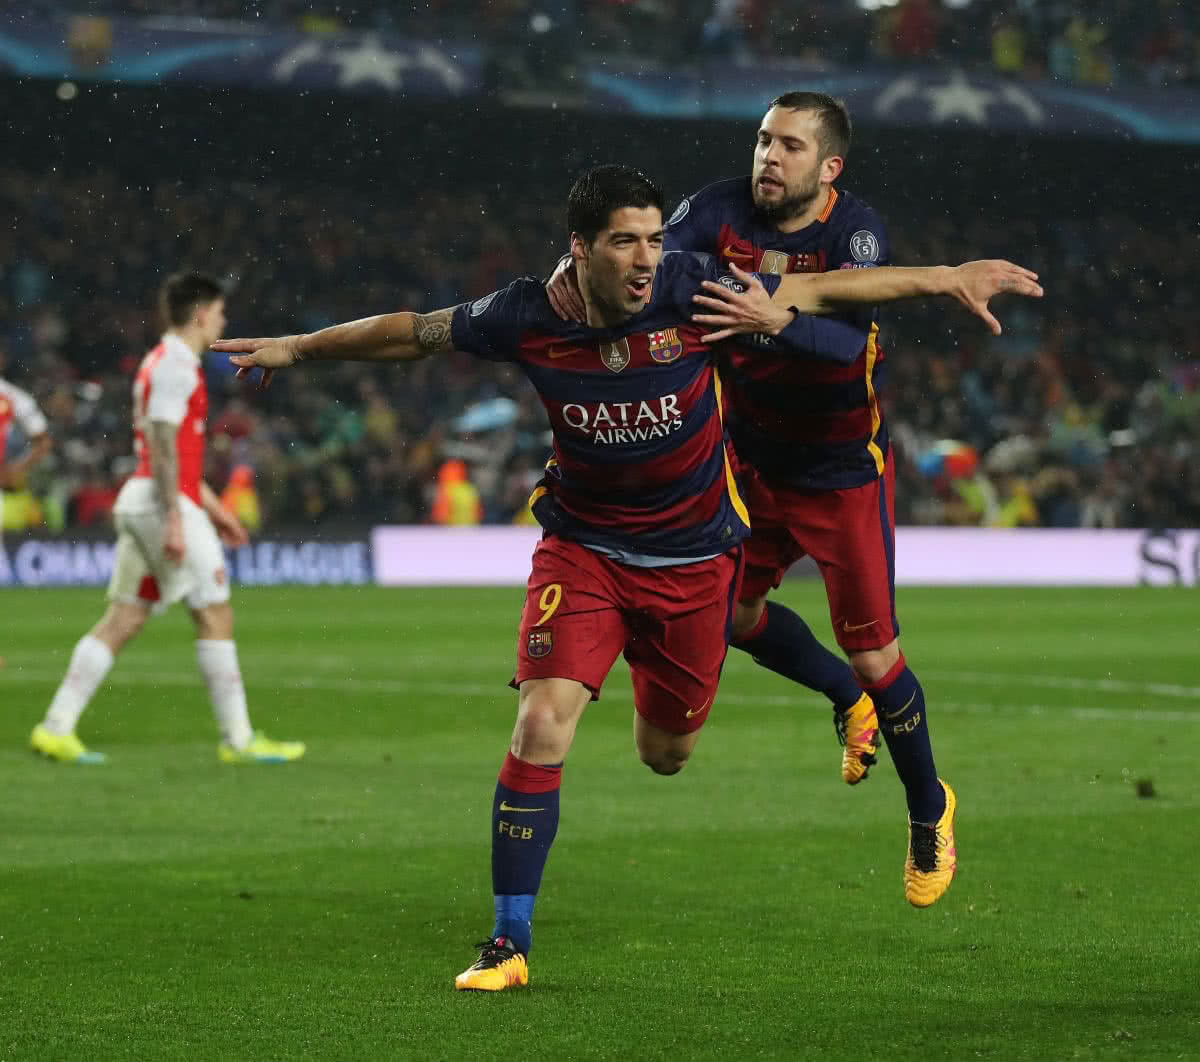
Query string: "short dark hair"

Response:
xmin=158 ymin=271 xmax=226 ymax=328
xmin=768 ymin=91 xmax=852 ymax=160
xmin=567 ymin=165 xmax=665 ymax=244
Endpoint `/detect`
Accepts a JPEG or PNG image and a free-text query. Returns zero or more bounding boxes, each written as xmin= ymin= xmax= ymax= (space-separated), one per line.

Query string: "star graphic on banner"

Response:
xmin=331 ymin=36 xmax=409 ymax=90
xmin=924 ymin=70 xmax=995 ymax=124
xmin=998 ymin=83 xmax=1045 ymax=124
xmin=414 ymin=45 xmax=466 ymax=93
xmin=874 ymin=75 xmax=919 ymax=116
xmin=273 ymin=39 xmax=324 ymax=82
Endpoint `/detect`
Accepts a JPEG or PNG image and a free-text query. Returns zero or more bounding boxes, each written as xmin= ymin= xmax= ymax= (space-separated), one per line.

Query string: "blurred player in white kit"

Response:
xmin=30 ymin=272 xmax=305 ymax=765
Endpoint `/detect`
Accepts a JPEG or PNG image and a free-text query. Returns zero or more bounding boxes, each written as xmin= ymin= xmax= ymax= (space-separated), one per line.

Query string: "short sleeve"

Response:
xmin=451 ymin=278 xmax=535 ymax=362
xmin=145 ymin=350 xmax=197 ymax=425
xmin=663 ymin=190 xmax=719 ymax=254
xmin=8 ymin=384 xmax=48 ymax=436
xmin=660 ymin=251 xmax=781 ymax=318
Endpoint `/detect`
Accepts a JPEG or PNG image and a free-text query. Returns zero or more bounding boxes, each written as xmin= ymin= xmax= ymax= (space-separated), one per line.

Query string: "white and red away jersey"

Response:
xmin=129 ymin=333 xmax=207 ymax=506
xmin=0 ymin=377 xmax=49 ymax=459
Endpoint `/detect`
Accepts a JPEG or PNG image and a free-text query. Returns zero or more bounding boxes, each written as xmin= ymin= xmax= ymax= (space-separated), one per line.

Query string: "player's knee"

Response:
xmin=849 ymin=640 xmax=901 ymax=685
xmin=192 ymin=602 xmax=234 ymax=641
xmin=730 ymin=597 xmax=767 ymax=642
xmin=512 ymin=694 xmax=575 ymax=756
xmin=639 ymin=746 xmax=689 ymax=776
xmin=94 ymin=603 xmax=146 ymax=650
xmin=117 ymin=612 xmax=146 ymax=643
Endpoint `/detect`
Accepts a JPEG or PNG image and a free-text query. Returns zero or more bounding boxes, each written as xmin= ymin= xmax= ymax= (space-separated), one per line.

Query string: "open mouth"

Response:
xmin=757 ymin=175 xmax=783 ymax=193
xmin=625 ymin=276 xmax=652 ymax=300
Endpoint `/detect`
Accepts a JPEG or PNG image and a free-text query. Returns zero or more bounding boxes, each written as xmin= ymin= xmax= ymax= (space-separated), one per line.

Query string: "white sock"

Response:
xmin=44 ymin=634 xmax=115 ymax=736
xmin=195 ymin=639 xmax=253 ymax=749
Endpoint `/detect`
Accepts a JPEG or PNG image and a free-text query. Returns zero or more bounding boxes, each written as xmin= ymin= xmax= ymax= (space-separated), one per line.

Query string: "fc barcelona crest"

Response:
xmin=527 ymin=627 xmax=553 ymax=658
xmin=647 ymin=328 xmax=684 ymax=364
xmin=600 ymin=339 xmax=630 ymax=373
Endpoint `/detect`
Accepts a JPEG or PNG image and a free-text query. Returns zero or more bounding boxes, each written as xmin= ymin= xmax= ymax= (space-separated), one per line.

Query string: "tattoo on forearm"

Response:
xmin=413 ymin=308 xmax=456 ymax=354
xmin=147 ymin=420 xmax=179 ymax=513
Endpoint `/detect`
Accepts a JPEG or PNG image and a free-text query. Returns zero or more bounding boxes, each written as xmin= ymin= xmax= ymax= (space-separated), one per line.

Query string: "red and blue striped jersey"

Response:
xmin=451 ymin=251 xmax=780 ymax=564
xmin=665 ymin=176 xmax=890 ymax=491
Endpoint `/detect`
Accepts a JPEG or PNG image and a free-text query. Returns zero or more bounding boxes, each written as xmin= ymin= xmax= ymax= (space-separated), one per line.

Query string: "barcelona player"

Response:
xmin=549 ymin=94 xmax=998 ymax=907
xmin=217 ymin=166 xmax=1040 ymax=988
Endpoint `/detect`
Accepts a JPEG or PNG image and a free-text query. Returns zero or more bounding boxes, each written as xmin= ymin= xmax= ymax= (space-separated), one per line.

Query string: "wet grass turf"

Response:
xmin=1 ymin=585 xmax=1197 ymax=1060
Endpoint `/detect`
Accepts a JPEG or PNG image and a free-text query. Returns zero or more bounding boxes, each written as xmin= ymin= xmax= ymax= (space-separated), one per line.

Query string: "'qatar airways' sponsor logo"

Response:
xmin=560 ymin=395 xmax=683 ymax=445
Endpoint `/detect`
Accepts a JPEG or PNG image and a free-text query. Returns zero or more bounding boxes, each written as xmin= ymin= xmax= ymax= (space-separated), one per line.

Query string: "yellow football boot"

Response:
xmin=218 ymin=731 xmax=305 ymax=764
xmin=455 ymin=937 xmax=529 ymax=992
xmin=904 ymin=780 xmax=957 ymax=907
xmin=834 ymin=693 xmax=880 ymax=785
xmin=30 ymin=724 xmax=106 ymax=765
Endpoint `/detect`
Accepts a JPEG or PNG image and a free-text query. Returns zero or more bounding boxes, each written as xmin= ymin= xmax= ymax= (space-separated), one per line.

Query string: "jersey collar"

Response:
xmin=162 ymin=332 xmax=201 ymax=361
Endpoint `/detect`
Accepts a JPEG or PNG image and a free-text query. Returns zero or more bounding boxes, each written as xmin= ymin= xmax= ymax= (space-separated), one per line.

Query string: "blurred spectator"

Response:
xmin=31 ymin=0 xmax=1200 ymax=87
xmin=71 ymin=470 xmax=119 ymax=527
xmin=991 ymin=13 xmax=1026 ymax=76
xmin=701 ymin=0 xmax=752 ymax=59
xmin=431 ymin=459 xmax=483 ymax=525
xmin=892 ymin=0 xmax=939 ymax=62
xmin=0 ymin=138 xmax=1196 ymax=534
xmin=220 ymin=464 xmax=262 ymax=534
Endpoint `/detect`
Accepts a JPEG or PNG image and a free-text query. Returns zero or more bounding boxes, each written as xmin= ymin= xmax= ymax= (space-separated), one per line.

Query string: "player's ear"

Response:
xmin=569 ymin=232 xmax=589 ymax=265
xmin=821 ymin=155 xmax=844 ymax=185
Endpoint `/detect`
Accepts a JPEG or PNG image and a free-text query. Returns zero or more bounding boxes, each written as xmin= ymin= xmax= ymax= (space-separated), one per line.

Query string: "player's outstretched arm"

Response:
xmin=693 ymin=260 xmax=1043 ymax=341
xmin=213 ymin=307 xmax=460 ymax=388
xmin=777 ymin=260 xmax=1043 ymax=335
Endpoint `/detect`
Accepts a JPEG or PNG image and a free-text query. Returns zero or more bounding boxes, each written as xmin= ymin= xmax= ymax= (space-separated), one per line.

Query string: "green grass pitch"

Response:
xmin=1 ymin=584 xmax=1197 ymax=1060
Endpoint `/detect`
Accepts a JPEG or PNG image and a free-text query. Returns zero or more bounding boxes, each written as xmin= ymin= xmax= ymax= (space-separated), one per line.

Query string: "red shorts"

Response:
xmin=739 ymin=456 xmax=898 ymax=653
xmin=513 ymin=535 xmax=743 ymax=734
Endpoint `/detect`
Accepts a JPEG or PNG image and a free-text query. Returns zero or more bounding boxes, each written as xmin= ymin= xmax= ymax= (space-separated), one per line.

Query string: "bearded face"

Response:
xmin=751 ymin=106 xmax=835 ymax=226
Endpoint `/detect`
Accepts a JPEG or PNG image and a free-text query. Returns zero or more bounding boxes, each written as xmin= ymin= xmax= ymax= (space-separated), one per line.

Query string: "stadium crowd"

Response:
xmin=31 ymin=0 xmax=1200 ymax=88
xmin=1 ymin=160 xmax=1197 ymax=534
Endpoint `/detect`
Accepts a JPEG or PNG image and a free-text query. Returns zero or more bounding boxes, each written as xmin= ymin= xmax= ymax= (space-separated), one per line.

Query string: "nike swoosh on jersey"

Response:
xmin=722 ymin=245 xmax=754 ymax=260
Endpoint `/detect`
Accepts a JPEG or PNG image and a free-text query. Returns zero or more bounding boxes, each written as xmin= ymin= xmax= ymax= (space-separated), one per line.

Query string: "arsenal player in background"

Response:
xmin=31 ymin=272 xmax=305 ymax=766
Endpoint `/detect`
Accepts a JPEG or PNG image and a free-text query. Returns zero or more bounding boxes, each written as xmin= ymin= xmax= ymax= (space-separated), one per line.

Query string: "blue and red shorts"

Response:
xmin=739 ymin=455 xmax=899 ymax=653
xmin=513 ymin=534 xmax=743 ymax=734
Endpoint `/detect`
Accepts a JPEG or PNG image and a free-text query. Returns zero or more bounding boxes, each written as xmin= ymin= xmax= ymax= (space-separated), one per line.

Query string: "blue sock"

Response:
xmin=490 ymin=751 xmax=561 ymax=955
xmin=734 ymin=601 xmax=863 ymax=711
xmin=865 ymin=655 xmax=944 ymax=822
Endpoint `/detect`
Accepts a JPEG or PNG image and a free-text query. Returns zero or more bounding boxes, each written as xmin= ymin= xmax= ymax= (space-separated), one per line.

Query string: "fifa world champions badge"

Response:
xmin=647 ymin=328 xmax=683 ymax=364
xmin=527 ymin=628 xmax=553 ymax=658
xmin=601 ymin=338 xmax=631 ymax=373
xmin=759 ymin=250 xmax=790 ymax=275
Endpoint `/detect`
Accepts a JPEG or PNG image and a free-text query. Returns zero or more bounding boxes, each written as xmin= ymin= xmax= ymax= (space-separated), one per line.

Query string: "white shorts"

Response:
xmin=107 ymin=493 xmax=230 ymax=613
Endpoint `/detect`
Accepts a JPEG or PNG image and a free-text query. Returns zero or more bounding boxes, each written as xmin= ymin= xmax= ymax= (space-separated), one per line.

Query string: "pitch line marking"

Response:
xmin=4 ymin=668 xmax=1199 ymax=722
xmin=923 ymin=669 xmax=1200 ymax=702
xmin=10 ymin=653 xmax=1197 ymax=700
